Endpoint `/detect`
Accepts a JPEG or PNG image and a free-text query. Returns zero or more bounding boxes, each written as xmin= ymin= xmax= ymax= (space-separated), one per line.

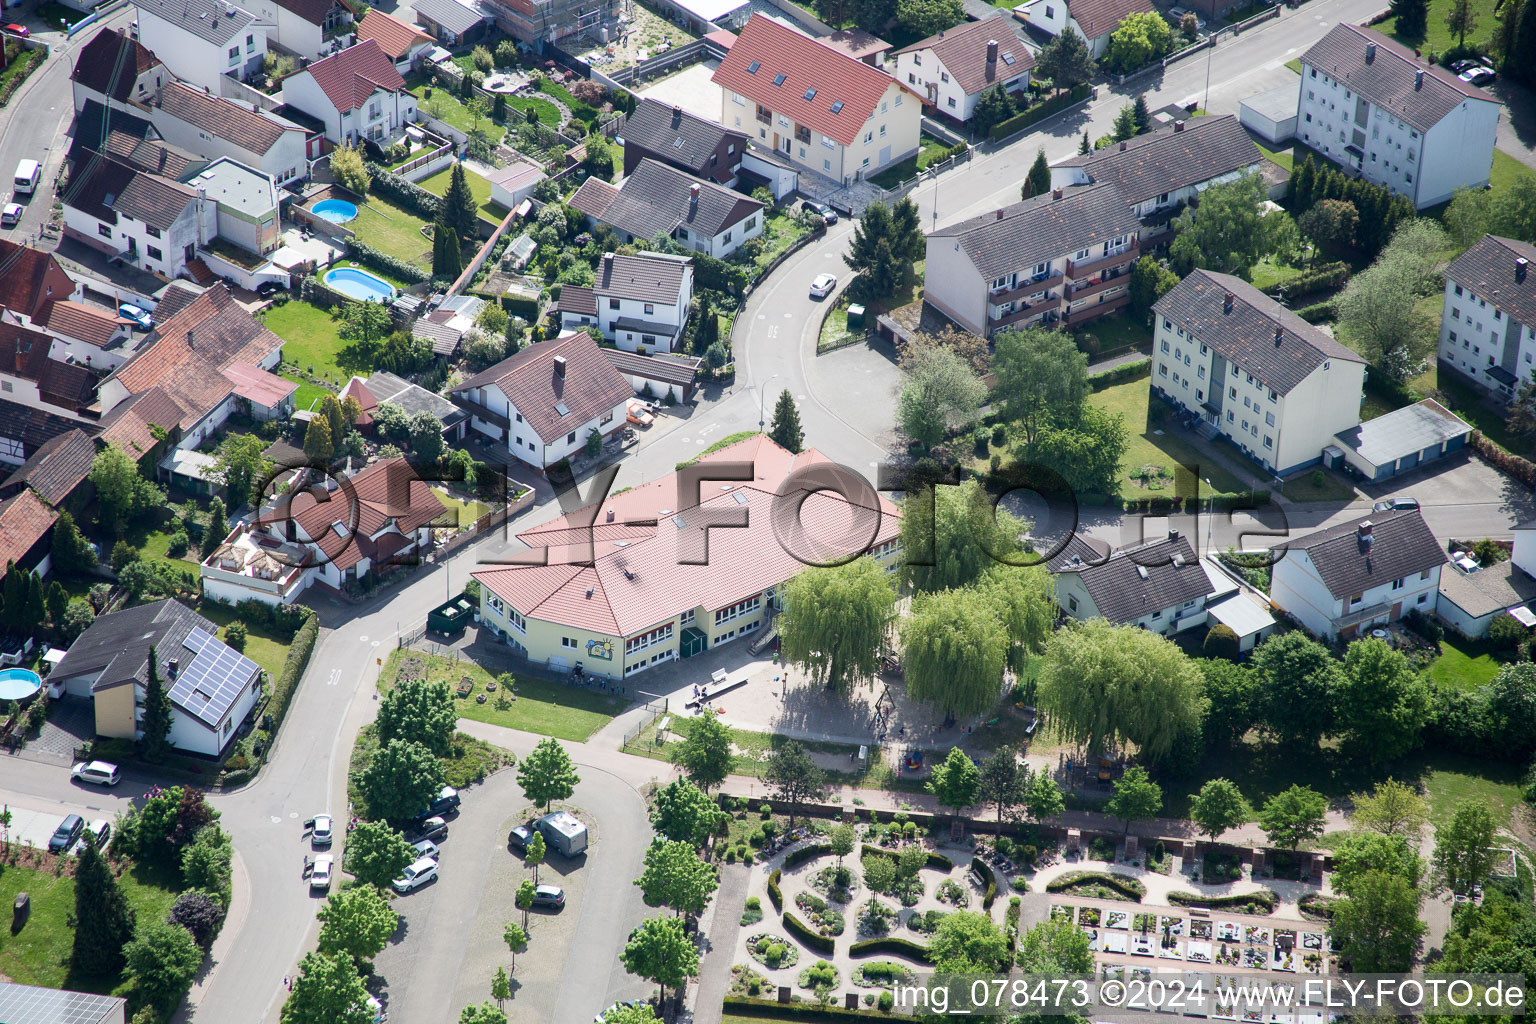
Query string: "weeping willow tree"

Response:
xmin=779 ymin=556 xmax=895 ymax=692
xmin=901 ymin=588 xmax=1008 ymax=719
xmin=1036 ymin=619 xmax=1206 ymax=759
xmin=898 ymin=479 xmax=1029 ymax=594
xmin=974 ymin=564 xmax=1056 ymax=675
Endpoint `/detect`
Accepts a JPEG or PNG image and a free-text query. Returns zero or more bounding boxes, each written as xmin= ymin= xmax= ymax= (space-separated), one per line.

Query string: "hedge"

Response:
xmin=783 ymin=842 xmax=833 ymax=869
xmin=1298 ymin=892 xmax=1339 ymax=921
xmin=264 ymin=609 xmax=320 ymax=759
xmin=1295 ymin=300 xmax=1337 ymax=323
xmin=970 ymin=855 xmax=998 ymax=910
xmin=346 ymin=239 xmax=430 ymax=284
xmin=501 ymin=292 xmax=541 ymax=321
xmin=1089 ymin=359 xmax=1151 ymax=391
xmin=848 ymin=937 xmax=933 ymax=963
xmin=723 ymin=997 xmax=891 ymax=1020
xmin=861 ymin=844 xmax=953 ymax=871
xmin=1471 ymin=430 xmax=1536 ymax=488
xmin=366 ymin=162 xmax=441 ymax=219
xmin=1168 ymin=888 xmax=1280 ymax=913
xmin=1045 ymin=870 xmax=1147 ymax=900
xmin=768 ymin=868 xmax=783 ymax=912
xmin=1260 ymin=261 xmax=1349 ymax=302
xmin=989 ymin=84 xmax=1092 ymax=140
xmin=783 ymin=910 xmax=835 ymax=954
xmin=0 ymin=48 xmax=45 ymax=107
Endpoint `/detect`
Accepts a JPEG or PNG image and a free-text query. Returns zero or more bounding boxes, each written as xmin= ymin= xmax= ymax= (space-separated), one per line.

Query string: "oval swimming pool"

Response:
xmin=0 ymin=667 xmax=41 ymax=701
xmin=324 ymin=267 xmax=397 ymax=303
xmin=312 ymin=199 xmax=359 ymax=223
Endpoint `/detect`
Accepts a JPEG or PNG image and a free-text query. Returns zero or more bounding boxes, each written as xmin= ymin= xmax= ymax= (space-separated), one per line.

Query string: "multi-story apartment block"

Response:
xmin=133 ymin=0 xmax=267 ymax=92
xmin=1297 ymin=24 xmax=1500 ymax=209
xmin=923 ymin=184 xmax=1141 ymax=337
xmin=713 ymin=14 xmax=922 ymax=185
xmin=890 ymin=16 xmax=1033 ymax=123
xmin=478 ymin=0 xmax=617 ymax=47
xmin=1151 ymin=270 xmax=1366 ymax=474
xmin=1436 ymin=234 xmax=1536 ymax=403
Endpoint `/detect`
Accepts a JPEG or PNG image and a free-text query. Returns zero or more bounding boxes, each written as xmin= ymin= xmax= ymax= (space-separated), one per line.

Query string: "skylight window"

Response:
xmin=747 ymin=60 xmax=761 ymax=73
xmin=331 ymin=521 xmax=348 ymax=538
xmin=830 ymin=100 xmax=844 ymax=113
xmin=773 ymin=72 xmax=787 ymax=86
xmin=1000 ymin=51 xmax=1015 ymax=64
xmin=555 ymin=401 xmax=570 ymax=416
xmin=803 ymin=87 xmax=817 ymax=100
xmin=734 ymin=492 xmax=749 ymax=505
xmin=673 ymin=515 xmax=688 ymax=529
xmin=673 ymin=137 xmax=685 ymax=148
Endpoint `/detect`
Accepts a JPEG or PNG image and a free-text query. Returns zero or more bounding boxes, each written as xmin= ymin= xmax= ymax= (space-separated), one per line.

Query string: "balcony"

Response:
xmin=450 ymin=393 xmax=511 ymax=431
xmin=1063 ymin=292 xmax=1130 ymax=326
xmin=1066 ymin=244 xmax=1139 ymax=279
xmin=755 ymin=107 xmax=772 ymax=125
xmin=1065 ymin=270 xmax=1130 ymax=301
xmin=989 ymin=270 xmax=1063 ymax=305
xmin=989 ymin=293 xmax=1063 ymax=329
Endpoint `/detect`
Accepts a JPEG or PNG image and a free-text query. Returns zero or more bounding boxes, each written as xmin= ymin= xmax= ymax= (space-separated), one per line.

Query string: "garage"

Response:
xmin=1332 ymin=399 xmax=1472 ymax=481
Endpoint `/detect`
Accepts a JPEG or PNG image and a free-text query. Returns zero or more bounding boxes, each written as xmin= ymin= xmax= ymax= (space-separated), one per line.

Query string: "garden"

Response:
xmin=1088 ymin=379 xmax=1253 ymax=499
xmin=418 ymin=165 xmax=512 ymax=225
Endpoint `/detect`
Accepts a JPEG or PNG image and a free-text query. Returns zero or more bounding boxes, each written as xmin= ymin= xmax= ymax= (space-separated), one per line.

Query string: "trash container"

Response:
xmin=13 ymin=891 xmax=29 ymax=931
xmin=847 ymin=304 xmax=866 ymax=329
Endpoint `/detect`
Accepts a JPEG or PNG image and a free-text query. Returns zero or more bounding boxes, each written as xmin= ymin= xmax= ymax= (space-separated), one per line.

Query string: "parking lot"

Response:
xmin=0 ymin=793 xmax=114 ymax=852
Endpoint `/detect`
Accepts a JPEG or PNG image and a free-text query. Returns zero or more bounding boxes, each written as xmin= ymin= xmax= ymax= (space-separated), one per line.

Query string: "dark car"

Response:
xmin=411 ymin=816 xmax=449 ymax=843
xmin=256 ymin=280 xmax=285 ymax=298
xmin=802 ymin=200 xmax=837 ymax=224
xmin=408 ymin=786 xmax=461 ymax=828
xmin=1448 ymin=58 xmax=1479 ymax=73
xmin=49 ymin=814 xmax=84 ymax=854
xmin=507 ymin=824 xmax=534 ymax=852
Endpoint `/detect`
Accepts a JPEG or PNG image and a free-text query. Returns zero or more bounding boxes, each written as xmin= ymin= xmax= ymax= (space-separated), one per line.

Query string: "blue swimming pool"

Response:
xmin=312 ymin=198 xmax=359 ymax=223
xmin=0 ymin=667 xmax=41 ymax=701
xmin=324 ymin=267 xmax=397 ymax=303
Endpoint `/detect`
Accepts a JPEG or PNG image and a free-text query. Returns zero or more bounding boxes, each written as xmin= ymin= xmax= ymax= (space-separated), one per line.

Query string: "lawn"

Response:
xmin=1490 ymin=148 xmax=1536 ymax=194
xmin=817 ymin=304 xmax=857 ymax=353
xmin=1279 ymin=466 xmax=1357 ymax=502
xmin=1248 ymin=256 xmax=1305 ymax=291
xmin=1078 ymin=310 xmax=1152 ymax=359
xmin=867 ymin=135 xmax=954 ymax=190
xmin=261 ymin=300 xmax=349 ymax=406
xmin=430 ymin=487 xmax=491 ymax=530
xmin=1088 ymin=380 xmax=1253 ymax=498
xmin=417 ymin=164 xmax=513 ymax=225
xmin=408 ymin=74 xmax=509 ymax=143
xmin=504 ymin=94 xmax=562 ymax=130
xmin=1284 ymin=58 xmax=1302 ymax=74
xmin=379 ymin=649 xmax=619 ymax=742
xmin=135 ymin=525 xmax=204 ymax=575
xmin=197 ymin=600 xmax=294 ymax=681
xmin=1427 ymin=634 xmax=1507 ymax=690
xmin=1376 ymin=0 xmax=1498 ymax=57
xmin=353 ymin=193 xmax=435 ymax=272
xmin=1423 ymin=756 xmax=1525 ymax=830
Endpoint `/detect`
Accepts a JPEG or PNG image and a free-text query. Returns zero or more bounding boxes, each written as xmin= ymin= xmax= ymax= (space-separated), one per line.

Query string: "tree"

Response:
xmin=282 ymin=951 xmax=373 ymax=1024
xmin=141 ymin=645 xmax=172 ymax=764
xmin=972 ymin=84 xmax=1016 ymax=135
xmin=1112 ymin=104 xmax=1138 ymax=141
xmin=1351 ymin=780 xmax=1429 ymax=842
xmin=1017 ymin=917 xmax=1095 ymax=974
xmin=651 ymin=778 xmax=718 ymax=848
xmin=1446 ymin=0 xmax=1478 ymax=42
xmin=597 ymin=1005 xmax=661 ymax=1024
xmin=672 ymin=711 xmax=733 ymax=791
xmin=978 ymin=749 xmax=1025 ymax=836
xmin=317 ymin=884 xmax=398 ymax=964
xmin=930 ymin=911 xmax=1011 ymax=972
xmin=72 ymin=842 xmax=136 ymax=976
xmin=201 ymin=496 xmax=228 ymax=560
xmin=346 ymin=821 xmax=417 ymax=889
xmin=329 ymin=142 xmax=369 ymax=194
xmin=899 ymin=479 xmax=1026 ymax=594
xmin=1079 ymin=131 xmax=1091 ymax=154
xmin=515 ymin=878 xmax=536 ymax=929
xmin=45 ymin=579 xmax=67 ymax=632
xmin=1189 ymin=779 xmax=1252 ymax=841
xmin=1168 ymin=173 xmax=1284 ymax=277
xmin=517 ymin=737 xmax=580 ymax=811
xmin=23 ymin=572 xmax=44 ymax=634
xmin=903 ymin=588 xmax=1007 ymax=719
xmin=1203 ymin=624 xmax=1240 ymax=661
xmin=1434 ymin=799 xmax=1500 ymax=894
xmin=1333 ymin=831 xmax=1423 ymax=894
xmin=780 ymin=557 xmax=894 ymax=692
xmin=1482 ymin=662 xmax=1536 ymax=758
xmin=1026 ymin=406 xmax=1129 ymax=497
xmin=1131 ymin=94 xmax=1151 ymax=133
xmin=336 ymin=300 xmax=393 ymax=346
xmin=214 ymin=433 xmax=271 ymax=509
xmin=378 ymin=677 xmax=456 ymax=756
xmin=62 ymin=598 xmax=94 ymax=643
xmin=1390 ymin=0 xmax=1428 ymax=35
xmin=1250 ymin=631 xmax=1339 ymax=748
xmin=1336 ymin=237 xmax=1444 ymax=381
xmin=1329 ymin=870 xmax=1425 ymax=971
xmin=1035 ymin=28 xmax=1095 ymax=92
xmin=620 ymin=915 xmax=700 ymax=1008
xmin=503 ymin=920 xmax=528 ymax=977
xmin=90 ymin=445 xmax=164 ymax=535
xmin=1296 ymin=199 xmax=1358 ymax=260
xmin=181 ymin=824 xmax=233 ymax=896
xmin=895 ymin=0 xmax=962 ymax=36
xmin=1037 ymin=620 xmax=1206 ymax=760
xmin=1335 ymin=637 xmax=1429 ymax=762
xmin=765 ymin=741 xmax=825 ymax=826
xmin=443 ymin=162 xmax=480 ymax=242
xmin=828 ymin=822 xmax=857 ymax=865
xmin=303 ymin=415 xmax=334 ymax=463
xmin=1200 ymin=659 xmax=1257 ymax=748
xmin=1021 ymin=148 xmax=1051 ymax=200
xmin=1103 ymin=11 xmax=1172 ymax=73
xmin=358 ymin=738 xmax=446 ymax=822
xmin=168 ymin=889 xmax=225 ymax=949
xmin=975 ymin=565 xmax=1055 ymax=675
xmin=993 ymin=326 xmax=1089 ymax=445
xmin=434 ymin=225 xmax=464 ymax=280
xmin=1023 ymin=771 xmax=1066 ymax=825
xmin=844 ymin=198 xmax=923 ymax=297
xmin=636 ymin=839 xmax=719 ymax=918
xmin=1257 ymin=784 xmax=1328 ymax=850
xmin=863 ymin=851 xmax=897 ymax=893
xmin=768 ymin=390 xmax=804 ymax=453
xmin=1128 ymin=257 xmax=1180 ymax=320
xmin=125 ymin=921 xmax=203 ymax=1011
xmin=1105 ymin=766 xmax=1162 ymax=835
xmin=460 ymin=1003 xmax=508 ymax=1024
xmin=319 ymin=393 xmax=346 ymax=445
xmin=927 ymin=746 xmax=982 ymax=822
xmin=897 ymin=843 xmax=927 ymax=882
xmin=51 ymin=510 xmax=97 ymax=574
xmin=524 ymin=831 xmax=545 ymax=885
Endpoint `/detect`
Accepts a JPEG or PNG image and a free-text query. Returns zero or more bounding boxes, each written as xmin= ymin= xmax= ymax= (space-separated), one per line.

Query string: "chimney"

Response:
xmin=1051 ymin=186 xmax=1062 ymax=200
xmin=1223 ymin=291 xmax=1233 ymax=314
xmin=554 ymin=355 xmax=567 ymax=379
xmin=689 ymin=182 xmax=700 ymax=207
xmin=1174 ymin=119 xmax=1185 ymax=132
xmin=602 ymin=252 xmax=614 ymax=269
xmin=187 ymin=328 xmax=195 ymax=349
xmin=606 ymin=509 xmax=615 ymax=522
xmin=1119 ymin=140 xmax=1127 ymax=151
xmin=1518 ymin=257 xmax=1529 ymax=284
xmin=1415 ymin=69 xmax=1425 ymax=89
xmin=986 ymin=39 xmax=998 ymax=64
xmin=168 ymin=658 xmax=179 ymax=678
xmin=995 ymin=209 xmax=1004 ymax=220
xmin=1365 ymin=41 xmax=1376 ymax=62
xmin=1275 ymin=324 xmax=1284 ymax=346
xmin=1168 ymin=528 xmax=1180 ymax=541
xmin=672 ymin=104 xmax=682 ymax=122
xmin=1358 ymin=520 xmax=1374 ymax=537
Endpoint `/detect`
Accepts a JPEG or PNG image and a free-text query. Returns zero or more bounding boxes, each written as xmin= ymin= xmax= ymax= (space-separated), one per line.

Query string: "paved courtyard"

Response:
xmin=635 ymin=62 xmax=723 ymax=123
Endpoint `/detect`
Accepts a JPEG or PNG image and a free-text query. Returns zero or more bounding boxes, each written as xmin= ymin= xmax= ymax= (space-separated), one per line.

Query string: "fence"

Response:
xmin=430 ymin=485 xmax=538 ymax=560
xmin=620 ymin=694 xmax=671 ymax=749
xmin=1163 ymin=35 xmax=1214 ymax=68
xmin=870 ymin=146 xmax=973 ymax=204
xmin=599 ymin=37 xmax=711 ymax=87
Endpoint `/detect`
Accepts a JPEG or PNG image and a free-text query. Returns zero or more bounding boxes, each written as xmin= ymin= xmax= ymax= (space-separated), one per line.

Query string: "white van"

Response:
xmin=13 ymin=159 xmax=40 ymax=196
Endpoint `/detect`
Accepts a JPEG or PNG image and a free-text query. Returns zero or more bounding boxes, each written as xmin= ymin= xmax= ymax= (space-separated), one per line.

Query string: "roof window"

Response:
xmin=803 ymin=87 xmax=817 ymax=100
xmin=1000 ymin=51 xmax=1015 ymax=64
xmin=773 ymin=72 xmax=787 ymax=86
xmin=555 ymin=401 xmax=570 ymax=416
xmin=830 ymin=100 xmax=844 ymax=113
xmin=747 ymin=60 xmax=760 ymax=73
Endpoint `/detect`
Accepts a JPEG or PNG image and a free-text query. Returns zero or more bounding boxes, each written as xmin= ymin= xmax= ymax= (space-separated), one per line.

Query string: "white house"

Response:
xmin=71 ymin=29 xmax=167 ymax=113
xmin=243 ymin=0 xmax=355 ymax=60
xmin=133 ymin=0 xmax=268 ymax=93
xmin=62 ymin=154 xmax=217 ymax=281
xmin=1297 ymin=24 xmax=1501 ymax=209
xmin=1271 ymin=509 xmax=1446 ymax=640
xmin=1151 ymin=270 xmax=1367 ymax=475
xmin=1436 ymin=234 xmax=1536 ymax=403
xmin=280 ymin=39 xmax=418 ymax=144
xmin=568 ymin=159 xmax=765 ymax=259
xmin=188 ymin=158 xmax=282 ymax=256
xmin=1048 ymin=532 xmax=1219 ymax=634
xmin=449 ymin=331 xmax=635 ymax=472
xmin=1010 ymin=0 xmax=1154 ymax=58
xmin=353 ymin=9 xmax=435 ymax=71
xmin=890 ymin=16 xmax=1033 ymax=122
xmin=150 ymin=81 xmax=312 ymax=187
xmin=556 ymin=252 xmax=694 ymax=355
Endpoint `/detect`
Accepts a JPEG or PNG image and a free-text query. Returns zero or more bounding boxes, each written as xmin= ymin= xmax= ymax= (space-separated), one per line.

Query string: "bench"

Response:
xmin=968 ymin=867 xmax=987 ymax=888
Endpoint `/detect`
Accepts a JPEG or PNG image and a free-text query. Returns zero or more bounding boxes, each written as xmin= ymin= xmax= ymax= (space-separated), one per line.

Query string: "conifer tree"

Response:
xmin=768 ymin=390 xmax=804 ymax=453
xmin=141 ymin=645 xmax=173 ymax=764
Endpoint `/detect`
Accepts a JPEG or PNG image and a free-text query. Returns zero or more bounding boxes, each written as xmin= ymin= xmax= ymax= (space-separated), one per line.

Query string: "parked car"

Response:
xmin=117 ymin=303 xmax=153 ymax=330
xmin=596 ymin=1001 xmax=644 ymax=1022
xmin=49 ymin=814 xmax=84 ymax=854
xmin=1 ymin=202 xmax=19 ymax=228
xmin=3 ymin=23 xmax=28 ymax=35
xmin=310 ymin=854 xmax=334 ymax=892
xmin=626 ymin=400 xmax=654 ymax=428
xmin=801 ymin=200 xmax=837 ymax=225
xmin=255 ymin=280 xmax=285 ymax=298
xmin=507 ymin=823 xmax=534 ymax=852
xmin=73 ymin=819 xmax=111 ymax=855
xmin=406 ymin=787 xmax=461 ymax=828
xmin=412 ymin=816 xmax=448 ymax=843
xmin=71 ymin=760 xmax=121 ymax=786
xmin=1452 ymin=553 xmax=1481 ymax=575
xmin=391 ymin=857 xmax=439 ymax=893
xmin=412 ymin=838 xmax=440 ymax=861
xmin=1372 ymin=496 xmax=1420 ymax=513
xmin=311 ymin=814 xmax=334 ymax=847
xmin=809 ymin=273 xmax=837 ymax=299
xmin=1459 ymin=66 xmax=1496 ymax=85
xmin=531 ymin=884 xmax=566 ymax=908
xmin=1448 ymin=58 xmax=1479 ymax=73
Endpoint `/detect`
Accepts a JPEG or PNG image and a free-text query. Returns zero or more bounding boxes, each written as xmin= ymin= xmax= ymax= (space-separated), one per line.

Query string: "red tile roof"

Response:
xmin=474 ymin=435 xmax=901 ymax=638
xmin=712 ymin=14 xmax=914 ymax=147
xmin=451 ymin=331 xmax=632 ymax=444
xmin=0 ymin=241 xmax=75 ymax=321
xmin=341 ymin=376 xmax=378 ymax=425
xmin=98 ymin=388 xmax=184 ymax=456
xmin=301 ymin=38 xmax=408 ymax=113
xmin=1 ymin=428 xmax=98 ymax=506
xmin=259 ymin=458 xmax=446 ymax=572
xmin=221 ymin=360 xmax=297 ymax=409
xmin=0 ymin=488 xmax=58 ymax=572
xmin=45 ymin=300 xmax=123 ymax=348
xmin=354 ymin=11 xmax=432 ymax=61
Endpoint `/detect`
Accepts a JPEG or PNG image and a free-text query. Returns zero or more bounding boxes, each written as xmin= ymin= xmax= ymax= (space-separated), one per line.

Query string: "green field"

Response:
xmin=261 ymin=300 xmax=349 ymax=407
xmin=417 ymin=164 xmax=513 ymax=224
xmin=1376 ymin=0 xmax=1498 ymax=57
xmin=1427 ymin=634 xmax=1507 ymax=690
xmin=353 ymin=194 xmax=435 ymax=272
xmin=1087 ymin=380 xmax=1253 ymax=498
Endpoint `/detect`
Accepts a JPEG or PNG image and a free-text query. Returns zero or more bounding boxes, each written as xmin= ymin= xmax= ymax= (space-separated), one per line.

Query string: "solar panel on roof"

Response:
xmin=0 ymin=983 xmax=124 ymax=1024
xmin=167 ymin=627 xmax=260 ymax=729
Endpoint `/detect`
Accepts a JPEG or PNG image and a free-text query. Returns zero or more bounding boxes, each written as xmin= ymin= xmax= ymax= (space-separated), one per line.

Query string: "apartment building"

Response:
xmin=1436 ymin=234 xmax=1536 ymax=403
xmin=891 ymin=16 xmax=1034 ymax=122
xmin=1297 ymin=24 xmax=1500 ymax=209
xmin=556 ymin=252 xmax=695 ymax=355
xmin=713 ymin=14 xmax=921 ymax=185
xmin=243 ymin=0 xmax=356 ymax=60
xmin=133 ymin=0 xmax=267 ymax=92
xmin=923 ymin=183 xmax=1141 ymax=337
xmin=1151 ymin=270 xmax=1366 ymax=475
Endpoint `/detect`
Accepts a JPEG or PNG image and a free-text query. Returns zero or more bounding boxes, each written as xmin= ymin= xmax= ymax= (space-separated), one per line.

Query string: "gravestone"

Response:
xmin=1182 ymin=840 xmax=1197 ymax=864
xmin=779 ymin=986 xmax=791 ymax=1003
xmin=846 ymin=993 xmax=860 ymax=1010
xmin=1312 ymin=853 xmax=1325 ymax=880
xmin=1124 ymin=835 xmax=1139 ymax=861
xmin=1066 ymin=828 xmax=1081 ymax=856
xmin=1250 ymin=847 xmax=1265 ymax=874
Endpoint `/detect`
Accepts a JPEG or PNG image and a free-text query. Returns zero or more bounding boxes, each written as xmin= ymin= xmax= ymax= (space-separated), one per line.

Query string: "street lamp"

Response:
xmin=758 ymin=373 xmax=780 ymax=430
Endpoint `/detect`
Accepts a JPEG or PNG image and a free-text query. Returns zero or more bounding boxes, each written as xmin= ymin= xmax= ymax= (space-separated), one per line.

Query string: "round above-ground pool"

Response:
xmin=0 ymin=667 xmax=41 ymax=701
xmin=324 ymin=266 xmax=397 ymax=303
xmin=312 ymin=198 xmax=359 ymax=223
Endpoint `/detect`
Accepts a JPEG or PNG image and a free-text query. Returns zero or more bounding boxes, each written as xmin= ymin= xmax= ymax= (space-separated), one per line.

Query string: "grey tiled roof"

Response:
xmin=1445 ymin=234 xmax=1536 ymax=329
xmin=411 ymin=0 xmax=488 ymax=33
xmin=157 ymin=82 xmax=302 ymax=157
xmin=1051 ymin=115 xmax=1261 ymax=206
xmin=1152 ymin=269 xmax=1362 ymax=395
xmin=1300 ymin=23 xmax=1496 ymax=133
xmin=1283 ymin=508 xmax=1446 ymax=601
xmin=930 ymin=183 xmax=1141 ymax=280
xmin=1053 ymin=534 xmax=1214 ymax=624
xmin=597 ymin=252 xmax=690 ymax=304
xmin=623 ymin=99 xmax=748 ymax=176
xmin=136 ymin=0 xmax=256 ymax=46
xmin=891 ymin=16 xmax=1033 ymax=97
xmin=570 ymin=159 xmax=763 ymax=241
xmin=555 ymin=284 xmax=598 ymax=317
xmin=602 ymin=348 xmax=699 ymax=387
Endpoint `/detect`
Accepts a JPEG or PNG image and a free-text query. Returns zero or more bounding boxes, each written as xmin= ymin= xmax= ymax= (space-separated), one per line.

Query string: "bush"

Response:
xmin=110 ymin=541 xmax=140 ymax=573
xmin=1295 ymin=300 xmax=1337 ymax=323
xmin=166 ymin=531 xmax=190 ymax=558
xmin=879 ymin=990 xmax=895 ymax=1012
xmin=1203 ymin=623 xmax=1240 ymax=660
xmin=1167 ymin=888 xmax=1279 ymax=913
xmin=768 ymin=868 xmax=784 ymax=912
xmin=847 ymin=937 xmax=934 ymax=963
xmin=224 ymin=621 xmax=248 ymax=653
xmin=346 ymin=239 xmax=430 ymax=284
xmin=1471 ymin=430 xmax=1536 ymax=489
xmin=1490 ymin=613 xmax=1528 ymax=651
xmin=1044 ymin=870 xmax=1147 ymax=900
xmin=1088 ymin=359 xmax=1152 ymax=391
xmin=783 ymin=842 xmax=833 ymax=869
xmin=1260 ymin=261 xmax=1350 ymax=301
xmin=989 ymin=84 xmax=1092 ymax=140
xmin=364 ymin=163 xmax=441 ymax=219
xmin=783 ymin=910 xmax=836 ymax=954
xmin=1402 ymin=608 xmax=1444 ymax=644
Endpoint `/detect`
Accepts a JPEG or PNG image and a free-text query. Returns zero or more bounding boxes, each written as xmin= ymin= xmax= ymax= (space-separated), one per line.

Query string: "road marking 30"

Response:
xmin=327 ymin=669 xmax=341 ymax=686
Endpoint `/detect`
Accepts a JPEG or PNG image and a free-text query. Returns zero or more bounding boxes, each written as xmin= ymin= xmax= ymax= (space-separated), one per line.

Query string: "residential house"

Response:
xmin=281 ymin=39 xmax=418 ymax=145
xmin=243 ymin=0 xmax=356 ymax=60
xmin=0 ymin=428 xmax=99 ymax=512
xmin=50 ymin=598 xmax=263 ymax=756
xmin=819 ymin=28 xmax=890 ymax=66
xmin=1151 ymin=270 xmax=1367 ymax=474
xmin=205 ymin=457 xmax=447 ymax=601
xmin=449 ymin=331 xmax=634 ymax=472
xmin=0 ymin=320 xmax=101 ymax=417
xmin=620 ymin=98 xmax=750 ymax=187
xmin=187 ymin=158 xmax=282 ymax=257
xmin=42 ymin=300 xmax=136 ymax=372
xmin=0 ymin=982 xmax=125 ymax=1024
xmin=340 ymin=370 xmax=467 ymax=439
xmin=1437 ymin=551 xmax=1536 ymax=639
xmin=354 ymin=10 xmax=434 ymax=71
xmin=70 ymin=104 xmax=208 ymax=182
xmin=471 ymin=434 xmax=901 ymax=676
xmin=1270 ymin=509 xmax=1445 ymax=640
xmin=411 ymin=0 xmax=491 ymax=46
xmin=150 ymin=81 xmax=312 ymax=186
xmin=1436 ymin=234 xmax=1536 ymax=403
xmin=1297 ymin=24 xmax=1500 ymax=209
xmin=61 ymin=153 xmax=218 ymax=281
xmin=891 ymin=17 xmax=1034 ymax=122
xmin=1011 ymin=0 xmax=1154 ymax=58
xmin=0 ymin=241 xmax=79 ymax=323
xmin=0 ymin=398 xmax=99 ymax=472
xmin=923 ymin=183 xmax=1142 ymax=336
xmin=712 ymin=14 xmax=922 ymax=185
xmin=0 ymin=488 xmax=59 ymax=582
xmin=1048 ymin=532 xmax=1219 ymax=634
xmin=568 ymin=158 xmax=764 ymax=258
xmin=70 ymin=28 xmax=167 ymax=113
xmin=602 ymin=348 xmax=700 ymax=404
xmin=477 ymin=0 xmax=618 ymax=47
xmin=132 ymin=0 xmax=267 ymax=92
xmin=556 ymin=252 xmax=694 ymax=354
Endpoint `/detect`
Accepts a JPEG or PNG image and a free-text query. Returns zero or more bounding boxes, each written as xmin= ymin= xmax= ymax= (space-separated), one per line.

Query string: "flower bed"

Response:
xmin=852 ymin=961 xmax=915 ymax=988
xmin=748 ymin=932 xmax=800 ymax=969
xmin=798 ymin=959 xmax=840 ymax=993
xmin=1044 ymin=871 xmax=1147 ymax=902
xmin=907 ymin=909 xmax=949 ymax=935
xmin=1167 ymin=888 xmax=1280 ymax=915
xmin=811 ymin=864 xmax=857 ymax=903
xmin=731 ymin=963 xmax=771 ymax=997
xmin=857 ymin=897 xmax=897 ymax=937
xmin=741 ymin=896 xmax=764 ymax=925
xmin=1299 ymin=893 xmax=1339 ymax=921
xmin=937 ymin=879 xmax=969 ymax=907
xmin=795 ymin=891 xmax=846 ymax=937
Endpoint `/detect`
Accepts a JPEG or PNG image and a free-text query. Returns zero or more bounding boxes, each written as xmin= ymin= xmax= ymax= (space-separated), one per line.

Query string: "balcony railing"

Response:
xmin=450 ymin=393 xmax=511 ymax=431
xmin=990 ymin=293 xmax=1063 ymax=329
xmin=1065 ymin=271 xmax=1129 ymax=301
xmin=755 ymin=108 xmax=771 ymax=125
xmin=1066 ymin=245 xmax=1139 ymax=279
xmin=989 ymin=270 xmax=1063 ymax=305
xmin=1063 ymin=292 xmax=1130 ymax=325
